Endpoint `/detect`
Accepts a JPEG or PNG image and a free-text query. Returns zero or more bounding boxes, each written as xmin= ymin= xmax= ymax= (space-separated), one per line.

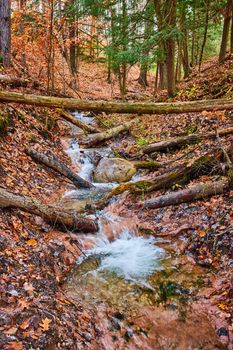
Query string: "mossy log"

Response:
xmin=142 ymin=127 xmax=233 ymax=154
xmin=0 ymin=90 xmax=233 ymax=114
xmin=142 ymin=178 xmax=230 ymax=209
xmin=104 ymin=154 xmax=222 ymax=200
xmin=25 ymin=148 xmax=94 ymax=189
xmin=81 ymin=118 xmax=138 ymax=147
xmin=131 ymin=160 xmax=161 ymax=170
xmin=0 ymin=188 xmax=98 ymax=233
xmin=58 ymin=109 xmax=100 ymax=134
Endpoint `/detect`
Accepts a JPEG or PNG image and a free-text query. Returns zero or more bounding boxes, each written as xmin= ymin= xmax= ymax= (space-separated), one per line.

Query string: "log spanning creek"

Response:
xmin=60 ymin=112 xmax=227 ymax=350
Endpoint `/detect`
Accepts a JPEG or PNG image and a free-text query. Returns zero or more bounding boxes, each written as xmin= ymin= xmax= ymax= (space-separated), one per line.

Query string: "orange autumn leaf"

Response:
xmin=218 ymin=303 xmax=230 ymax=311
xmin=39 ymin=318 xmax=52 ymax=332
xmin=6 ymin=342 xmax=24 ymax=350
xmin=20 ymin=319 xmax=30 ymax=330
xmin=198 ymin=230 xmax=206 ymax=238
xmin=18 ymin=299 xmax=31 ymax=310
xmin=26 ymin=239 xmax=37 ymax=247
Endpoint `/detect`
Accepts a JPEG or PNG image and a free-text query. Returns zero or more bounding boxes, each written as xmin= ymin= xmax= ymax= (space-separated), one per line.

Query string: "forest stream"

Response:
xmin=59 ymin=112 xmax=227 ymax=350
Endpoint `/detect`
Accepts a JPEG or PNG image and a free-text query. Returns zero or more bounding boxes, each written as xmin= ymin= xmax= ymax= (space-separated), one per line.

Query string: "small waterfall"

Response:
xmin=63 ymin=113 xmax=165 ymax=282
xmin=80 ymin=229 xmax=165 ymax=280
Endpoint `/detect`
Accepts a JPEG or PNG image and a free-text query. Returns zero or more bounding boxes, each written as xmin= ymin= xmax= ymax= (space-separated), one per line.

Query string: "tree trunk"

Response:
xmin=142 ymin=127 xmax=233 ymax=154
xmin=0 ymin=91 xmax=233 ymax=115
xmin=0 ymin=0 xmax=11 ymax=66
xmin=59 ymin=109 xmax=100 ymax=134
xmin=199 ymin=0 xmax=210 ymax=70
xmin=180 ymin=2 xmax=191 ymax=79
xmin=0 ymin=188 xmax=98 ymax=233
xmin=138 ymin=0 xmax=154 ymax=87
xmin=231 ymin=4 xmax=233 ymax=53
xmin=138 ymin=68 xmax=148 ymax=87
xmin=165 ymin=0 xmax=177 ymax=97
xmin=142 ymin=178 xmax=230 ymax=209
xmin=81 ymin=118 xmax=138 ymax=147
xmin=219 ymin=0 xmax=233 ymax=63
xmin=25 ymin=148 xmax=94 ymax=189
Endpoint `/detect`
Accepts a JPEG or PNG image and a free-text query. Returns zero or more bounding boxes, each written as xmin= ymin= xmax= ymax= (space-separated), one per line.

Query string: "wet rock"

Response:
xmin=94 ymin=158 xmax=136 ymax=183
xmin=217 ymin=327 xmax=229 ymax=337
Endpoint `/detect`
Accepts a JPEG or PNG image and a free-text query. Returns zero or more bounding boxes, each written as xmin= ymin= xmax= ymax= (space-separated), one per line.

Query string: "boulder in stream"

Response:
xmin=94 ymin=158 xmax=136 ymax=183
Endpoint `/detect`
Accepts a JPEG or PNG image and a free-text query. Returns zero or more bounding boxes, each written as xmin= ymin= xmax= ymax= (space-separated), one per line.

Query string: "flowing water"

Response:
xmin=61 ymin=113 xmax=227 ymax=350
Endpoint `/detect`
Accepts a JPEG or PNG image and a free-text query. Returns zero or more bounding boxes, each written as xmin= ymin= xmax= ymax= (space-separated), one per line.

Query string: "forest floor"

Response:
xmin=0 ymin=56 xmax=232 ymax=350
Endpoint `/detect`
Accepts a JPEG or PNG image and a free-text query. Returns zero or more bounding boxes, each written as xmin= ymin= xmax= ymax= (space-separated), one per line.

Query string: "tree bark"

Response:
xmin=231 ymin=4 xmax=233 ymax=53
xmin=0 ymin=91 xmax=233 ymax=115
xmin=25 ymin=148 xmax=94 ymax=189
xmin=165 ymin=0 xmax=177 ymax=97
xmin=81 ymin=118 xmax=138 ymax=147
xmin=142 ymin=127 xmax=233 ymax=154
xmin=0 ymin=188 xmax=98 ymax=233
xmin=219 ymin=0 xmax=233 ymax=63
xmin=142 ymin=178 xmax=230 ymax=209
xmin=199 ymin=0 xmax=210 ymax=71
xmin=0 ymin=0 xmax=11 ymax=66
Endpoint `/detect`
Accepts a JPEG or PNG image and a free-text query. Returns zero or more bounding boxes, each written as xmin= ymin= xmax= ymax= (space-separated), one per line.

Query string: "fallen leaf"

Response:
xmin=26 ymin=239 xmax=37 ymax=247
xmin=5 ymin=342 xmax=24 ymax=350
xmin=4 ymin=327 xmax=18 ymax=335
xmin=39 ymin=318 xmax=52 ymax=332
xmin=20 ymin=319 xmax=30 ymax=330
xmin=23 ymin=282 xmax=34 ymax=293
xmin=18 ymin=299 xmax=31 ymax=310
xmin=198 ymin=230 xmax=206 ymax=238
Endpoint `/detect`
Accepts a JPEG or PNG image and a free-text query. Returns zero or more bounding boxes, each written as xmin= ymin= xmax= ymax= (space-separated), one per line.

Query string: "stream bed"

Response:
xmin=61 ymin=112 xmax=227 ymax=350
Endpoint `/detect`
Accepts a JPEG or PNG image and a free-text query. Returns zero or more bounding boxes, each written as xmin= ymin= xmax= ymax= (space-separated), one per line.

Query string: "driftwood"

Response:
xmin=142 ymin=178 xmax=230 ymax=209
xmin=104 ymin=153 xmax=223 ymax=200
xmin=81 ymin=118 xmax=138 ymax=147
xmin=0 ymin=74 xmax=39 ymax=88
xmin=0 ymin=188 xmax=98 ymax=233
xmin=59 ymin=109 xmax=100 ymax=134
xmin=142 ymin=127 xmax=233 ymax=154
xmin=0 ymin=90 xmax=233 ymax=114
xmin=25 ymin=148 xmax=94 ymax=189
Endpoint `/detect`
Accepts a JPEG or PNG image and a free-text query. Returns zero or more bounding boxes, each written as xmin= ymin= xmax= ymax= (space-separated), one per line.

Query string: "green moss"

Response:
xmin=134 ymin=160 xmax=161 ymax=169
xmin=227 ymin=169 xmax=233 ymax=188
xmin=136 ymin=136 xmax=148 ymax=147
xmin=0 ymin=111 xmax=9 ymax=134
xmin=134 ymin=180 xmax=152 ymax=192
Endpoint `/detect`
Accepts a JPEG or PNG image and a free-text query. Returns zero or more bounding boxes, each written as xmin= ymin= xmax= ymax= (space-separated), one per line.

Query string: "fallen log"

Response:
xmin=104 ymin=153 xmax=223 ymax=200
xmin=59 ymin=109 xmax=100 ymax=134
xmin=0 ymin=188 xmax=98 ymax=233
xmin=25 ymin=148 xmax=94 ymax=189
xmin=0 ymin=74 xmax=39 ymax=88
xmin=81 ymin=118 xmax=138 ymax=147
xmin=131 ymin=160 xmax=161 ymax=170
xmin=142 ymin=178 xmax=230 ymax=209
xmin=142 ymin=127 xmax=233 ymax=154
xmin=0 ymin=90 xmax=233 ymax=114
